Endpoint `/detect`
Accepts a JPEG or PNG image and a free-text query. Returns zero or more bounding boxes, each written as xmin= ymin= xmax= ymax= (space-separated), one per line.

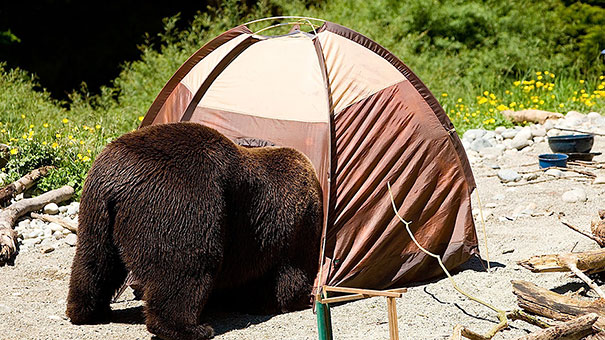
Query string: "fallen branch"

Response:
xmin=512 ymin=280 xmax=605 ymax=329
xmin=518 ymin=249 xmax=605 ymax=299
xmin=0 ymin=166 xmax=54 ymax=205
xmin=561 ymin=221 xmax=605 ymax=247
xmin=0 ymin=185 xmax=74 ymax=265
xmin=30 ymin=212 xmax=77 ymax=233
xmin=513 ymin=313 xmax=598 ymax=340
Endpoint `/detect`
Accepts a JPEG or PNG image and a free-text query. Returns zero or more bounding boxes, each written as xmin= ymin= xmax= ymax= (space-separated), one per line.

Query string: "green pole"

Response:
xmin=316 ymin=301 xmax=333 ymax=340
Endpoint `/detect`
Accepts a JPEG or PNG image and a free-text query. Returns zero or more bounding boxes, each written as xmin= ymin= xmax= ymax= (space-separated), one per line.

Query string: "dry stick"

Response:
xmin=0 ymin=166 xmax=54 ymax=205
xmin=30 ymin=212 xmax=77 ymax=233
xmin=554 ymin=126 xmax=605 ymax=137
xmin=387 ymin=183 xmax=509 ymax=339
xmin=568 ymin=263 xmax=605 ymax=300
xmin=513 ymin=313 xmax=598 ymax=340
xmin=0 ymin=185 xmax=74 ymax=265
xmin=561 ymin=220 xmax=605 ymax=247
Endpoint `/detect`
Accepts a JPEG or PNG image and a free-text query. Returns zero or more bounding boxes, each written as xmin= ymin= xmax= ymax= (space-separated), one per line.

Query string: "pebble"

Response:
xmin=16 ymin=220 xmax=30 ymax=230
xmin=463 ymin=129 xmax=486 ymax=142
xmin=502 ymin=249 xmax=514 ymax=254
xmin=40 ymin=246 xmax=55 ymax=254
xmin=43 ymin=203 xmax=59 ymax=215
xmin=530 ymin=125 xmax=547 ymax=137
xmin=501 ymin=129 xmax=518 ymax=139
xmin=497 ymin=169 xmax=521 ymax=183
xmin=470 ymin=138 xmax=493 ymax=152
xmin=22 ymin=238 xmax=41 ymax=247
xmin=53 ymin=231 xmax=64 ymax=240
xmin=59 ymin=206 xmax=68 ymax=213
xmin=562 ymin=188 xmax=588 ymax=203
xmin=544 ymin=169 xmax=563 ymax=178
xmin=64 ymin=234 xmax=78 ymax=246
xmin=523 ymin=173 xmax=539 ymax=181
xmin=48 ymin=223 xmax=64 ymax=232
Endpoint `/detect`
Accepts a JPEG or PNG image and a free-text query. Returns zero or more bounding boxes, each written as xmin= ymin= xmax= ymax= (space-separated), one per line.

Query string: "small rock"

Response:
xmin=510 ymin=137 xmax=530 ymax=150
xmin=523 ymin=173 xmax=540 ymax=181
xmin=58 ymin=206 xmax=69 ymax=213
xmin=494 ymin=126 xmax=507 ymax=135
xmin=64 ymin=234 xmax=78 ymax=246
xmin=463 ymin=129 xmax=486 ymax=142
xmin=470 ymin=138 xmax=493 ymax=152
xmin=501 ymin=129 xmax=518 ymax=139
xmin=588 ymin=112 xmax=602 ymax=121
xmin=562 ymin=188 xmax=588 ymax=203
xmin=545 ymin=169 xmax=563 ymax=178
xmin=66 ymin=205 xmax=79 ymax=216
xmin=594 ymin=176 xmax=605 ymax=185
xmin=43 ymin=228 xmax=53 ymax=238
xmin=43 ymin=203 xmax=59 ymax=215
xmin=62 ymin=228 xmax=71 ymax=235
xmin=48 ymin=223 xmax=64 ymax=232
xmin=530 ymin=125 xmax=547 ymax=137
xmin=547 ymin=129 xmax=561 ymax=137
xmin=53 ymin=231 xmax=64 ymax=240
xmin=22 ymin=238 xmax=41 ymax=247
xmin=543 ymin=120 xmax=556 ymax=131
xmin=502 ymin=249 xmax=514 ymax=254
xmin=533 ymin=136 xmax=545 ymax=143
xmin=504 ymin=149 xmax=519 ymax=157
xmin=40 ymin=245 xmax=55 ymax=254
xmin=497 ymin=169 xmax=521 ymax=183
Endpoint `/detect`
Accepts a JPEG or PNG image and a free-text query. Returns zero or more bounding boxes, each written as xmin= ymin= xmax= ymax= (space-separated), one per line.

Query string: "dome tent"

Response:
xmin=140 ymin=17 xmax=478 ymax=291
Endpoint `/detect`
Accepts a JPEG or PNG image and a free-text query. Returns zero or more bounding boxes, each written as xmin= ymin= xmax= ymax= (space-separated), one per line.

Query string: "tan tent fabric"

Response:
xmin=140 ymin=20 xmax=478 ymax=290
xmin=317 ymin=31 xmax=406 ymax=114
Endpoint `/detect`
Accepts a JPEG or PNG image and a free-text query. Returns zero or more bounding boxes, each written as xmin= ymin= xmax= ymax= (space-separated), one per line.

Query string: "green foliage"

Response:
xmin=0 ymin=30 xmax=20 ymax=45
xmin=1 ymin=0 xmax=605 ymax=196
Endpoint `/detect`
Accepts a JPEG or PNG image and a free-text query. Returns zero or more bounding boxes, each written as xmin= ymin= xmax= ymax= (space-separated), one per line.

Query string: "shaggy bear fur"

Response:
xmin=66 ymin=122 xmax=323 ymax=340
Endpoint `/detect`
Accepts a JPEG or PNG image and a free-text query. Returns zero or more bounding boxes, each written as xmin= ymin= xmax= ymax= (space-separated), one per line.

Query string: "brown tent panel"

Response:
xmin=140 ymin=19 xmax=478 ymax=290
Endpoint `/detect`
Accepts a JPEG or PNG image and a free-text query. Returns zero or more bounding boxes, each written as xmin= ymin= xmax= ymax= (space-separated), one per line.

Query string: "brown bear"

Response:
xmin=66 ymin=122 xmax=323 ymax=340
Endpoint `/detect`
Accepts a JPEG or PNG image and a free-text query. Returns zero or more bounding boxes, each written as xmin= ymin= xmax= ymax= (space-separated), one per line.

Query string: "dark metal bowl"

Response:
xmin=547 ymin=134 xmax=594 ymax=153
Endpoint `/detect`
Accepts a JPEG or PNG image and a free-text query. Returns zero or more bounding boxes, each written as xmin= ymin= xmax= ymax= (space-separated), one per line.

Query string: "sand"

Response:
xmin=1 ymin=137 xmax=605 ymax=340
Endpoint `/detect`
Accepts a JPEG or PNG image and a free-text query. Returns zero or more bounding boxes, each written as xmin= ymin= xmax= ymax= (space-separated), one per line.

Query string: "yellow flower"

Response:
xmin=29 ymin=124 xmax=34 ymax=129
xmin=536 ymin=71 xmax=542 ymax=76
xmin=83 ymin=125 xmax=89 ymax=130
xmin=55 ymin=133 xmax=61 ymax=138
xmin=77 ymin=153 xmax=83 ymax=159
xmin=80 ymin=141 xmax=84 ymax=145
xmin=483 ymin=91 xmax=489 ymax=96
xmin=550 ymin=73 xmax=555 ymax=78
xmin=87 ymin=149 xmax=92 ymax=154
xmin=513 ymin=81 xmax=521 ymax=86
xmin=0 ymin=129 xmax=5 ymax=133
xmin=95 ymin=124 xmax=101 ymax=130
xmin=62 ymin=118 xmax=69 ymax=124
xmin=82 ymin=156 xmax=91 ymax=162
xmin=539 ymin=100 xmax=544 ymax=105
xmin=510 ymin=102 xmax=516 ymax=107
xmin=68 ymin=135 xmax=73 ymax=140
xmin=43 ymin=123 xmax=49 ymax=128
xmin=579 ymin=80 xmax=585 ymax=84
xmin=536 ymin=81 xmax=543 ymax=88
xmin=544 ymin=71 xmax=550 ymax=75
xmin=138 ymin=116 xmax=144 ymax=122
xmin=477 ymin=97 xmax=488 ymax=105
xmin=559 ymin=103 xmax=565 ymax=108
xmin=20 ymin=114 xmax=25 ymax=119
xmin=21 ymin=133 xmax=27 ymax=139
xmin=537 ymin=75 xmax=543 ymax=80
xmin=496 ymin=104 xmax=508 ymax=111
xmin=51 ymin=142 xmax=58 ymax=148
xmin=10 ymin=148 xmax=18 ymax=155
xmin=457 ymin=98 xmax=462 ymax=103
xmin=505 ymin=90 xmax=511 ymax=95
xmin=42 ymin=141 xmax=47 ymax=145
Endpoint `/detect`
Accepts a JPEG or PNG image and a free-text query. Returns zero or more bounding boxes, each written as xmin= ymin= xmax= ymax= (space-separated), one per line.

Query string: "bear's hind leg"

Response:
xmin=145 ymin=273 xmax=215 ymax=340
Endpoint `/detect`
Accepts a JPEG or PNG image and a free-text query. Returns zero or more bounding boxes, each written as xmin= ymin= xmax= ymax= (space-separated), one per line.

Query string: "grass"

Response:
xmin=0 ymin=0 xmax=604 ymax=195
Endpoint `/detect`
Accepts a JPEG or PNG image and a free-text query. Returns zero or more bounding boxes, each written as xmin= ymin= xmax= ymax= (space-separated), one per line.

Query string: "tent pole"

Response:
xmin=316 ymin=301 xmax=333 ymax=340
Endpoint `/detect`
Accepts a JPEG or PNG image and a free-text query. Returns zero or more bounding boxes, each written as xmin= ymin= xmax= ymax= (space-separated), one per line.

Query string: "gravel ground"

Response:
xmin=1 ymin=134 xmax=605 ymax=339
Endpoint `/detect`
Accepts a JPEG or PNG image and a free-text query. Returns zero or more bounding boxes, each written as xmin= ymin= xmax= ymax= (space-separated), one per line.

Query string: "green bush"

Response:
xmin=1 ymin=0 xmax=605 ymax=196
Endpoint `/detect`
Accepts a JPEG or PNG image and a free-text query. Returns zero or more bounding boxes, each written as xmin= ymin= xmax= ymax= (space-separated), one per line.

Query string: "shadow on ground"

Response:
xmin=110 ymin=304 xmax=274 ymax=337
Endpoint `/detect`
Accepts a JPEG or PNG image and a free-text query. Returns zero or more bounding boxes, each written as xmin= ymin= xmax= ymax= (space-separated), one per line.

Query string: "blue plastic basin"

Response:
xmin=539 ymin=153 xmax=568 ymax=168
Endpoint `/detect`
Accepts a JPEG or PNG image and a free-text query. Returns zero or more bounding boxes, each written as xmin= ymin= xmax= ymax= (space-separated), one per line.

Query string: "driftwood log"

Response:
xmin=513 ymin=313 xmax=598 ymax=340
xmin=512 ymin=280 xmax=605 ymax=329
xmin=0 ymin=166 xmax=54 ymax=205
xmin=518 ymin=249 xmax=605 ymax=299
xmin=0 ymin=185 xmax=74 ymax=265
xmin=30 ymin=212 xmax=77 ymax=233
